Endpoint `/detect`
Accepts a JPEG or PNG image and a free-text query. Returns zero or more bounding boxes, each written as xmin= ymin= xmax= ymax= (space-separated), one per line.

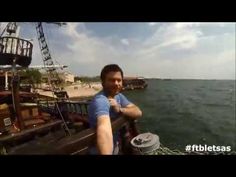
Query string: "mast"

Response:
xmin=0 ymin=22 xmax=33 ymax=130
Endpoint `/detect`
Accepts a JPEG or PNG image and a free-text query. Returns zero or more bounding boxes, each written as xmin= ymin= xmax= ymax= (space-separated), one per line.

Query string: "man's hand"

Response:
xmin=108 ymin=98 xmax=120 ymax=113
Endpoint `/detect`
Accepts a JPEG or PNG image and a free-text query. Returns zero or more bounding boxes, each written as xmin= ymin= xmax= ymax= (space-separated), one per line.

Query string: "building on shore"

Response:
xmin=41 ymin=71 xmax=75 ymax=85
xmin=59 ymin=71 xmax=75 ymax=84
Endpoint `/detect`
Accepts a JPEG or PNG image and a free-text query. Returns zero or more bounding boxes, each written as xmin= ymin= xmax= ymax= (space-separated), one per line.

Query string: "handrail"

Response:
xmin=0 ymin=36 xmax=33 ymax=58
xmin=5 ymin=116 xmax=138 ymax=155
xmin=52 ymin=116 xmax=136 ymax=154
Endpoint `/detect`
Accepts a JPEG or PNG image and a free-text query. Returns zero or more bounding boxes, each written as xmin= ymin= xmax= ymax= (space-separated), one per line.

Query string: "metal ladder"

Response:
xmin=36 ymin=22 xmax=61 ymax=91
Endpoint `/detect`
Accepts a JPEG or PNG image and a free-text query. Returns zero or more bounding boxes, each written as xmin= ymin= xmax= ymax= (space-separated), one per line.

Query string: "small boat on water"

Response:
xmin=123 ymin=77 xmax=148 ymax=91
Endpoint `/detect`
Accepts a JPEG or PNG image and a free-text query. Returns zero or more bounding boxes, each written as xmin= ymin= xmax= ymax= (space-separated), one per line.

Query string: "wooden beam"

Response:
xmin=0 ymin=120 xmax=62 ymax=143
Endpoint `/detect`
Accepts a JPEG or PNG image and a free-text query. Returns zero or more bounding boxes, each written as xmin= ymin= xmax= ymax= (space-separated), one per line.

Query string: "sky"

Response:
xmin=1 ymin=22 xmax=235 ymax=80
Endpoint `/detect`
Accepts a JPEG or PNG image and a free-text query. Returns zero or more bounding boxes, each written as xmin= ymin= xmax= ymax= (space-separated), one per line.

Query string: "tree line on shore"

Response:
xmin=19 ymin=69 xmax=101 ymax=86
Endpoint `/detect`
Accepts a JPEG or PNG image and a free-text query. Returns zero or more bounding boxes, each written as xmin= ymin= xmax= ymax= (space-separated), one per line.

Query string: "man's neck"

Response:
xmin=103 ymin=89 xmax=116 ymax=98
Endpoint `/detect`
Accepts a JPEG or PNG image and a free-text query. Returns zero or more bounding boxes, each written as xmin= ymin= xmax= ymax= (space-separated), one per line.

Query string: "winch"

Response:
xmin=130 ymin=132 xmax=160 ymax=155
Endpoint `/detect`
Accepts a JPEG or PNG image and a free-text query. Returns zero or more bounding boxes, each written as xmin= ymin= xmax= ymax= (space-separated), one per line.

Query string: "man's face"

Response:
xmin=103 ymin=71 xmax=123 ymax=96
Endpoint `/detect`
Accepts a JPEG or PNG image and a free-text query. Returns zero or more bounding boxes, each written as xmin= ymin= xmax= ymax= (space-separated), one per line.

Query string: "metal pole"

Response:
xmin=5 ymin=71 xmax=8 ymax=90
xmin=11 ymin=58 xmax=24 ymax=130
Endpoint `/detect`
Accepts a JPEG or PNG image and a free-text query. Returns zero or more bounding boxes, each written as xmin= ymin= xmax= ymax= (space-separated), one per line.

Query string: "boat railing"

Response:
xmin=0 ymin=36 xmax=33 ymax=67
xmin=3 ymin=115 xmax=139 ymax=155
xmin=37 ymin=99 xmax=90 ymax=119
xmin=57 ymin=100 xmax=89 ymax=115
xmin=0 ymin=37 xmax=33 ymax=58
xmin=37 ymin=99 xmax=58 ymax=116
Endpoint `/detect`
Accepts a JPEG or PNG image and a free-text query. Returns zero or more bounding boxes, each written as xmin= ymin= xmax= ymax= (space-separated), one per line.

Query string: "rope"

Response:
xmin=55 ymin=102 xmax=72 ymax=136
xmin=0 ymin=146 xmax=7 ymax=155
xmin=0 ymin=23 xmax=9 ymax=37
xmin=152 ymin=144 xmax=185 ymax=155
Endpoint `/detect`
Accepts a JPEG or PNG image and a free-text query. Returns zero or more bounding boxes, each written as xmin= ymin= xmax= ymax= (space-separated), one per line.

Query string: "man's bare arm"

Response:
xmin=120 ymin=104 xmax=142 ymax=119
xmin=109 ymin=98 xmax=142 ymax=119
xmin=96 ymin=115 xmax=113 ymax=155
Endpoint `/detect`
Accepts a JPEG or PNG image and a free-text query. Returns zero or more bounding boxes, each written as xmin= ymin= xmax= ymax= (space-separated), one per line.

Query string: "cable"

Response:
xmin=55 ymin=101 xmax=71 ymax=136
xmin=0 ymin=23 xmax=10 ymax=37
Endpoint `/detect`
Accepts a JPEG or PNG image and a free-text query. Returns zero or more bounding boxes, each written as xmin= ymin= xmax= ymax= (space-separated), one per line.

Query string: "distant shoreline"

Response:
xmin=146 ymin=78 xmax=235 ymax=81
xmin=37 ymin=82 xmax=102 ymax=100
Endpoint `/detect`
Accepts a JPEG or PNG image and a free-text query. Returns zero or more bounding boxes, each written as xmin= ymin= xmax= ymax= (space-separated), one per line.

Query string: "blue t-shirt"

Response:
xmin=88 ymin=90 xmax=132 ymax=154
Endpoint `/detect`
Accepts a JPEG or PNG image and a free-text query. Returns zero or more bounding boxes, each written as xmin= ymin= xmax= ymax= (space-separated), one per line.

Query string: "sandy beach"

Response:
xmin=37 ymin=82 xmax=102 ymax=99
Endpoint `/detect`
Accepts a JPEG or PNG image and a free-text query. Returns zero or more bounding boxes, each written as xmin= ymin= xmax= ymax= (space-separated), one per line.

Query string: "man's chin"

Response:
xmin=105 ymin=88 xmax=121 ymax=96
xmin=111 ymin=90 xmax=120 ymax=96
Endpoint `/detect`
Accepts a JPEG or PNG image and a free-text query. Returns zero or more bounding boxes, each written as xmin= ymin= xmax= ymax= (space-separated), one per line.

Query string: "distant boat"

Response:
xmin=122 ymin=77 xmax=148 ymax=91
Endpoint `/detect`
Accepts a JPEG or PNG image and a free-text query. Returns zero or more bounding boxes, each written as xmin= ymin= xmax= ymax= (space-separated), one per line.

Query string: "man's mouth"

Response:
xmin=111 ymin=87 xmax=120 ymax=93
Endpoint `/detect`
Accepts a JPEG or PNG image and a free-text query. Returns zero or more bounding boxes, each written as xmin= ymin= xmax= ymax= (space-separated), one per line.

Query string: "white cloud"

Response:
xmin=175 ymin=22 xmax=201 ymax=29
xmin=141 ymin=23 xmax=203 ymax=56
xmin=130 ymin=23 xmax=235 ymax=79
xmin=26 ymin=22 xmax=235 ymax=79
xmin=51 ymin=23 xmax=125 ymax=76
xmin=121 ymin=38 xmax=130 ymax=46
xmin=175 ymin=22 xmax=231 ymax=29
xmin=148 ymin=22 xmax=157 ymax=26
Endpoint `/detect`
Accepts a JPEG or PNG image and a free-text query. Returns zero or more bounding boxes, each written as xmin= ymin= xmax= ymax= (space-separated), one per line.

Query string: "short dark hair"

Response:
xmin=100 ymin=64 xmax=124 ymax=82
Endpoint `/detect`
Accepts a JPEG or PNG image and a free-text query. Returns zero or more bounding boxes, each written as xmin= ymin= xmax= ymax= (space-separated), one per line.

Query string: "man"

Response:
xmin=88 ymin=64 xmax=142 ymax=155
